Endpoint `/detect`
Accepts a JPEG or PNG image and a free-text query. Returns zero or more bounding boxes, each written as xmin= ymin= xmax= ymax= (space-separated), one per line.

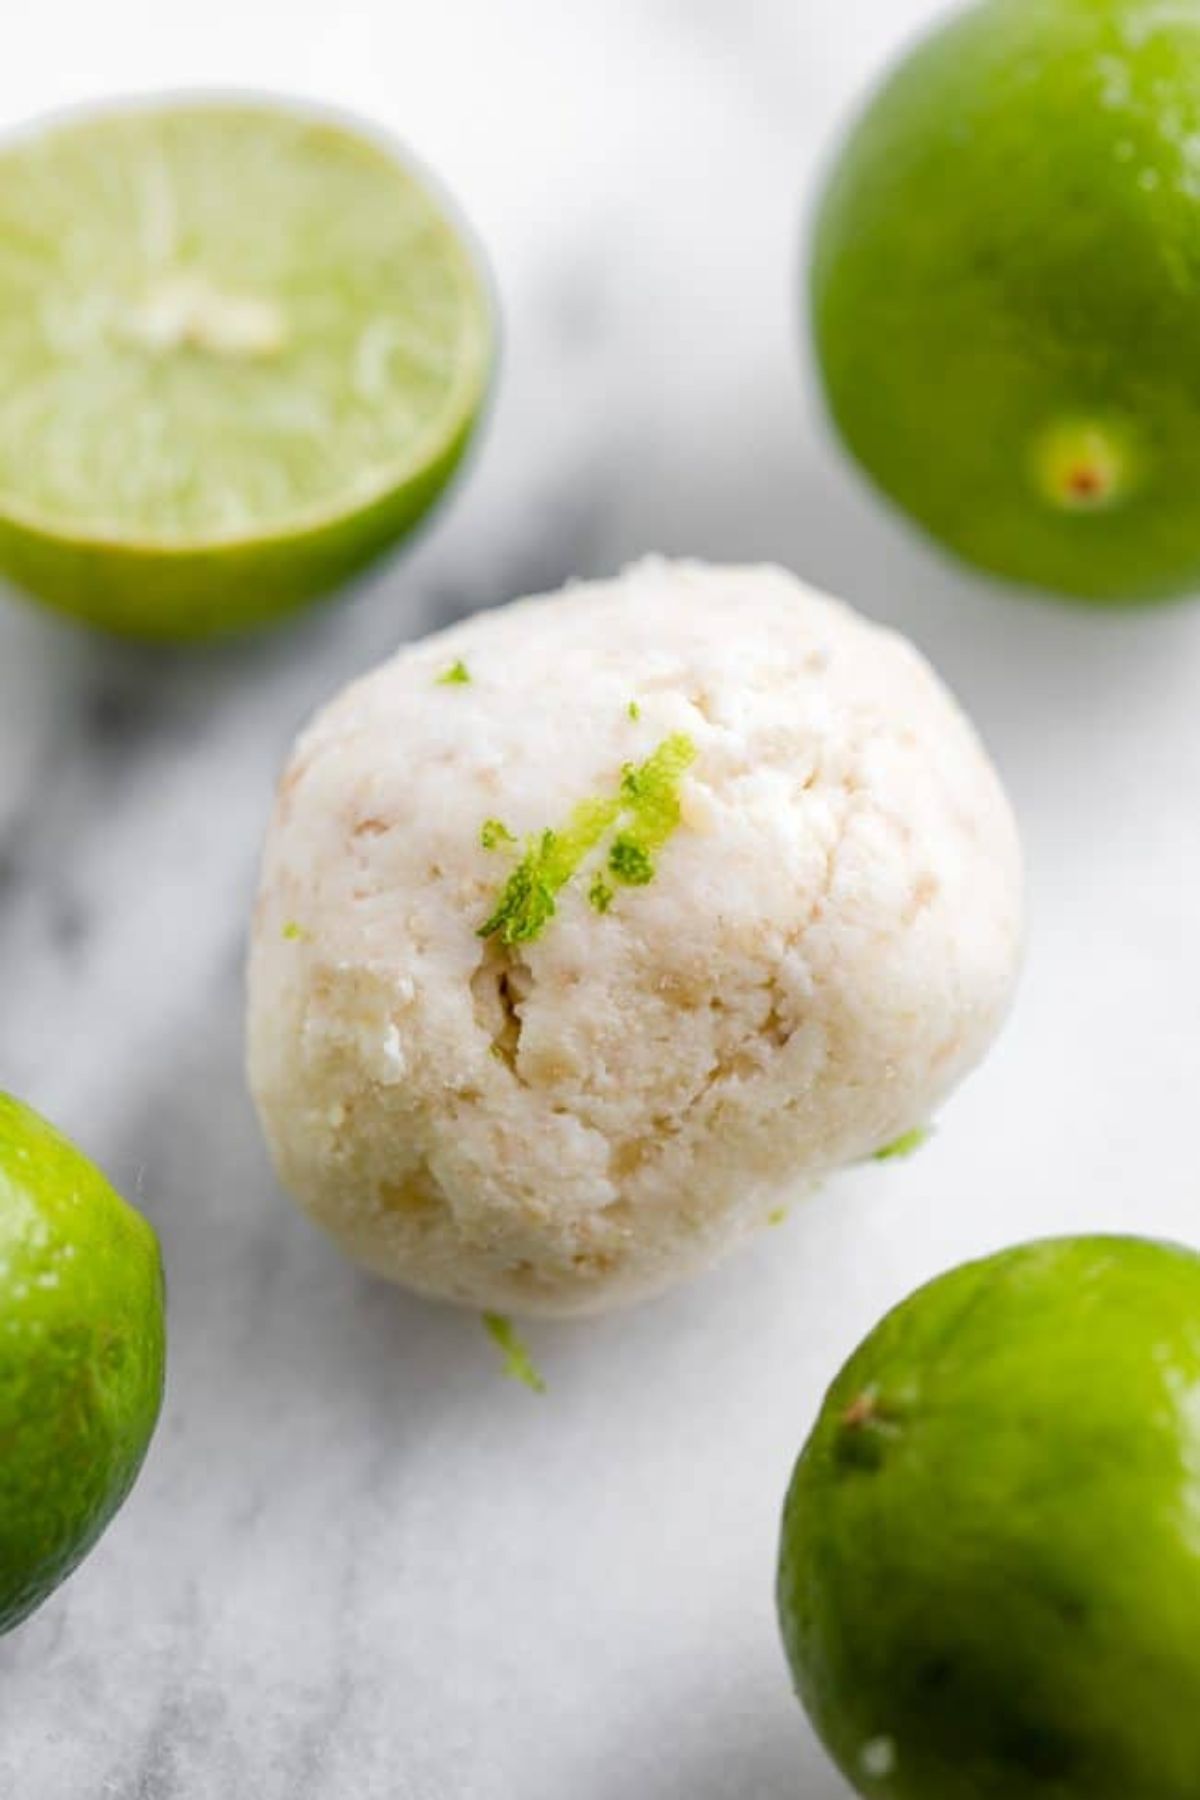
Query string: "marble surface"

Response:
xmin=4 ymin=2 xmax=1200 ymax=1795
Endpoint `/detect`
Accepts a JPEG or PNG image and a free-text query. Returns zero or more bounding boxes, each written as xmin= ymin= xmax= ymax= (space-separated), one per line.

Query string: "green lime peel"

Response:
xmin=483 ymin=1313 xmax=546 ymax=1394
xmin=478 ymin=732 xmax=697 ymax=946
xmin=874 ymin=1126 xmax=931 ymax=1162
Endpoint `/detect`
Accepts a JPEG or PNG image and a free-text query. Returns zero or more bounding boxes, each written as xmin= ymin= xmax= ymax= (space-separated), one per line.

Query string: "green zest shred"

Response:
xmin=619 ymin=731 xmax=694 ymax=834
xmin=478 ymin=732 xmax=697 ymax=946
xmin=606 ymin=731 xmax=696 ymax=885
xmin=627 ymin=700 xmax=641 ymax=720
xmin=608 ymin=836 xmax=654 ymax=886
xmin=874 ymin=1126 xmax=931 ymax=1162
xmin=483 ymin=1313 xmax=546 ymax=1394
xmin=437 ymin=659 xmax=471 ymax=686
xmin=281 ymin=920 xmax=306 ymax=942
xmin=478 ymin=799 xmax=621 ymax=944
xmin=589 ymin=876 xmax=614 ymax=914
xmin=480 ymin=818 xmax=517 ymax=851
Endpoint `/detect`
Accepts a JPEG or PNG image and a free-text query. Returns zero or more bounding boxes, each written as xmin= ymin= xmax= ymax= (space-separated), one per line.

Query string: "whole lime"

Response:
xmin=0 ymin=100 xmax=493 ymax=639
xmin=812 ymin=0 xmax=1200 ymax=602
xmin=0 ymin=1093 xmax=165 ymax=1631
xmin=778 ymin=1236 xmax=1200 ymax=1799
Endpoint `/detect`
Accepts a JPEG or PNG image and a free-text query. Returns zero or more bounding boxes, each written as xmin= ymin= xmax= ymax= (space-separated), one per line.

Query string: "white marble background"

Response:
xmin=2 ymin=2 xmax=1200 ymax=1796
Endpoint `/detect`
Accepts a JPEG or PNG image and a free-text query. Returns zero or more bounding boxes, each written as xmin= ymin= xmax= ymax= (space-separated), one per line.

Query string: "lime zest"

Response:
xmin=478 ymin=801 xmax=621 ymax=945
xmin=438 ymin=659 xmax=471 ymax=686
xmin=480 ymin=818 xmax=516 ymax=852
xmin=281 ymin=920 xmax=306 ymax=942
xmin=627 ymin=700 xmax=641 ymax=720
xmin=874 ymin=1126 xmax=931 ymax=1162
xmin=477 ymin=733 xmax=696 ymax=945
xmin=608 ymin=836 xmax=655 ymax=885
xmin=483 ymin=1313 xmax=545 ymax=1394
xmin=618 ymin=731 xmax=697 ymax=845
xmin=607 ymin=730 xmax=697 ymax=887
xmin=619 ymin=732 xmax=696 ymax=824
xmin=767 ymin=1207 xmax=789 ymax=1227
xmin=589 ymin=876 xmax=614 ymax=914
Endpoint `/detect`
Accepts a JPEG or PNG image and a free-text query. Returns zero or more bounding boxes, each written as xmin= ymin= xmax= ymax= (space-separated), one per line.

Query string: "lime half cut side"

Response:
xmin=0 ymin=99 xmax=494 ymax=638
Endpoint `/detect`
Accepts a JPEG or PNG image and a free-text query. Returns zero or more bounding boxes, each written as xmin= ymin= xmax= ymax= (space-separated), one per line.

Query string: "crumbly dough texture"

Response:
xmin=247 ymin=561 xmax=1022 ymax=1317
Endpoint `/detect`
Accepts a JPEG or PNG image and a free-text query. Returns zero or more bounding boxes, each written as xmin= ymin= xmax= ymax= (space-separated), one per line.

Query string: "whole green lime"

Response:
xmin=778 ymin=1236 xmax=1200 ymax=1799
xmin=0 ymin=1093 xmax=165 ymax=1631
xmin=813 ymin=0 xmax=1200 ymax=602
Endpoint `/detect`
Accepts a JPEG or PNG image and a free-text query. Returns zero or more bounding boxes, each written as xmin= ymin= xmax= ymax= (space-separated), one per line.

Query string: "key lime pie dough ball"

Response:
xmin=247 ymin=561 xmax=1022 ymax=1317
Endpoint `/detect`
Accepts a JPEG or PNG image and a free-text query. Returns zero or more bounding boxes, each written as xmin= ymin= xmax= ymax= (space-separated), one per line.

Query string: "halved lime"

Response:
xmin=0 ymin=98 xmax=494 ymax=638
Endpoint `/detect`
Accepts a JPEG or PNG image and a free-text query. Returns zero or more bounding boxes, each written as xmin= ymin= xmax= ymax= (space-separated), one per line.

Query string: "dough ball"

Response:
xmin=247 ymin=560 xmax=1022 ymax=1317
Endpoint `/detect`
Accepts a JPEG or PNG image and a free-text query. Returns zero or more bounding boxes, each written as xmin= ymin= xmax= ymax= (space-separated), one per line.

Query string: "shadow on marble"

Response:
xmin=105 ymin=960 xmax=514 ymax=1466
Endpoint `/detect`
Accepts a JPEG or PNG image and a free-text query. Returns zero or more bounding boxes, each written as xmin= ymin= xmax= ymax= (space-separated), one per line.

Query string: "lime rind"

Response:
xmin=811 ymin=0 xmax=1200 ymax=603
xmin=779 ymin=1235 xmax=1200 ymax=1798
xmin=0 ymin=1092 xmax=165 ymax=1632
xmin=477 ymin=733 xmax=697 ymax=946
xmin=482 ymin=1313 xmax=546 ymax=1394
